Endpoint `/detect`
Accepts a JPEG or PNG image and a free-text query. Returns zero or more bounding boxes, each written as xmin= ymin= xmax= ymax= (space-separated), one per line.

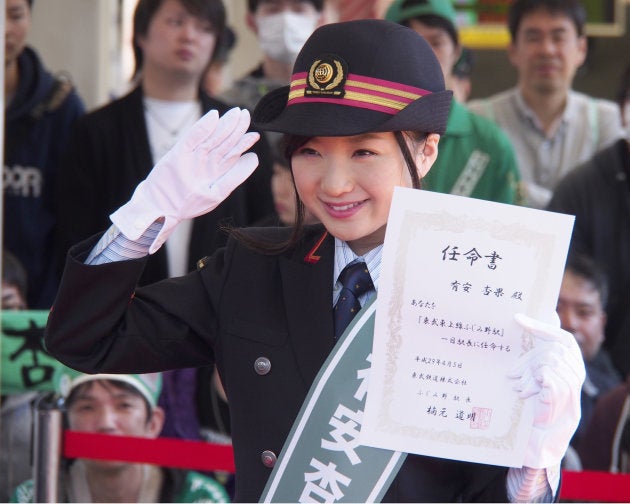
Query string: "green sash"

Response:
xmin=260 ymin=298 xmax=406 ymax=503
xmin=1 ymin=310 xmax=69 ymax=395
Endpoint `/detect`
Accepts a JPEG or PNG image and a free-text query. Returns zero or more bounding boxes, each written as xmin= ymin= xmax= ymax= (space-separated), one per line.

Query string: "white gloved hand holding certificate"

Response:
xmin=509 ymin=312 xmax=585 ymax=469
xmin=110 ymin=107 xmax=260 ymax=253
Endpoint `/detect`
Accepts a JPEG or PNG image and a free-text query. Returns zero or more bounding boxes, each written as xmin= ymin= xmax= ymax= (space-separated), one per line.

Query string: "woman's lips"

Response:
xmin=324 ymin=200 xmax=366 ymax=218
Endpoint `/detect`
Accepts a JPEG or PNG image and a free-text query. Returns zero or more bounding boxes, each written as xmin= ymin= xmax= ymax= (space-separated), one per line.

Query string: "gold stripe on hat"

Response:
xmin=345 ymin=78 xmax=422 ymax=101
xmin=288 ymin=71 xmax=427 ymax=113
xmin=288 ymin=88 xmax=308 ymax=101
xmin=343 ymin=90 xmax=408 ymax=110
xmin=290 ymin=76 xmax=308 ymax=88
xmin=288 ymin=87 xmax=414 ymax=112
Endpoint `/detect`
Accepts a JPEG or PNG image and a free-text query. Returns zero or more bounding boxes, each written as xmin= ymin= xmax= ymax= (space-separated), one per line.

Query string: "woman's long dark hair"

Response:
xmin=228 ymin=130 xmax=429 ymax=254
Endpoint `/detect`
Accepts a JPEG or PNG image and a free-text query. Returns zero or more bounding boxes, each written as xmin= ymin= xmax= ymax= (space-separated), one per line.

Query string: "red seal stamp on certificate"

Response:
xmin=470 ymin=407 xmax=492 ymax=429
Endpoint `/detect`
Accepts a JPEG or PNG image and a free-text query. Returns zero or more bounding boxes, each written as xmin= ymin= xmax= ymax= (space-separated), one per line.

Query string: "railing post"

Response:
xmin=33 ymin=392 xmax=64 ymax=503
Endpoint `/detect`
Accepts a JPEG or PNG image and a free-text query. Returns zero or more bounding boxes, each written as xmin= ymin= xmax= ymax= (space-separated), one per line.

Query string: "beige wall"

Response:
xmin=224 ymin=1 xmax=262 ymax=89
xmin=28 ymin=0 xmax=115 ymax=110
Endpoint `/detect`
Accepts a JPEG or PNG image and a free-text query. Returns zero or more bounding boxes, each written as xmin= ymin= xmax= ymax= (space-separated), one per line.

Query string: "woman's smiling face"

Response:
xmin=291 ymin=132 xmax=438 ymax=255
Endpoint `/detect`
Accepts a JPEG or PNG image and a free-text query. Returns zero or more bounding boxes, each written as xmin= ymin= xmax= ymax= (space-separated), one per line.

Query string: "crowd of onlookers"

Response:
xmin=3 ymin=0 xmax=630 ymax=501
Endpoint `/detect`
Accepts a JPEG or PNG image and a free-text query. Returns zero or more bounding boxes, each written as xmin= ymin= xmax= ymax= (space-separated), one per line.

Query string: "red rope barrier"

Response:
xmin=62 ymin=431 xmax=630 ymax=501
xmin=559 ymin=470 xmax=630 ymax=502
xmin=63 ymin=430 xmax=235 ymax=473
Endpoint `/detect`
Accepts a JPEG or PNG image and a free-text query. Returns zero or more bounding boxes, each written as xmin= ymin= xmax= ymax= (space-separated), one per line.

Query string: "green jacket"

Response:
xmin=423 ymin=100 xmax=523 ymax=205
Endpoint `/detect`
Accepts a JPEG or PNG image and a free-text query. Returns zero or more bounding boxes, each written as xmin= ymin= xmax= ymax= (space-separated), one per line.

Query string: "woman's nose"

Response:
xmin=320 ymin=161 xmax=354 ymax=196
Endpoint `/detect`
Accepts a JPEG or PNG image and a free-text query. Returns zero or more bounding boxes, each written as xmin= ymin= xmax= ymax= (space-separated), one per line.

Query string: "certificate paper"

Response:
xmin=361 ymin=187 xmax=574 ymax=467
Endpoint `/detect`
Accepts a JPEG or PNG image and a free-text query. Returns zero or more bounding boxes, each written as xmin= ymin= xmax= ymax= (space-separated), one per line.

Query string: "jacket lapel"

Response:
xmin=280 ymin=229 xmax=336 ymax=386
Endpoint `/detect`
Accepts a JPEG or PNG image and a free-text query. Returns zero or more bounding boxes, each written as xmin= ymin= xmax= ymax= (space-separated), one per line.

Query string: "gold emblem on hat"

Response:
xmin=314 ymin=62 xmax=334 ymax=84
xmin=307 ymin=57 xmax=345 ymax=96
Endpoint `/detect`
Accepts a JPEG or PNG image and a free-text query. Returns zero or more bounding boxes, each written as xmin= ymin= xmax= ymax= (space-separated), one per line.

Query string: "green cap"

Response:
xmin=385 ymin=0 xmax=457 ymax=27
xmin=55 ymin=370 xmax=162 ymax=408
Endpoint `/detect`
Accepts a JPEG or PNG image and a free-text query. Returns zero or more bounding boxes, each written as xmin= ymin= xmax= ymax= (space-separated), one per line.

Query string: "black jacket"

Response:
xmin=547 ymin=139 xmax=630 ymax=378
xmin=46 ymin=226 xmax=509 ymax=502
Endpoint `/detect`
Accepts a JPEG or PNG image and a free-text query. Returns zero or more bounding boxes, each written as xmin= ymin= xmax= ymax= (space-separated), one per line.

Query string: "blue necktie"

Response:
xmin=333 ymin=262 xmax=374 ymax=341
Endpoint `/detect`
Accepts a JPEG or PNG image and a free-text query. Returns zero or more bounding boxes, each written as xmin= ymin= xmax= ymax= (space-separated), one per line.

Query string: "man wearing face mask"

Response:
xmin=219 ymin=0 xmax=323 ymax=112
xmin=548 ymin=64 xmax=630 ymax=382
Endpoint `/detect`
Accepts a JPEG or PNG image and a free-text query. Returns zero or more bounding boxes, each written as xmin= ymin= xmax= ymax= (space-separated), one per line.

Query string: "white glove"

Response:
xmin=508 ymin=312 xmax=585 ymax=469
xmin=110 ymin=107 xmax=260 ymax=253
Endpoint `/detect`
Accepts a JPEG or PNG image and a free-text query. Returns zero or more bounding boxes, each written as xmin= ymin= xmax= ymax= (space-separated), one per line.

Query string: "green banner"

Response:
xmin=1 ymin=310 xmax=69 ymax=395
xmin=260 ymin=298 xmax=406 ymax=503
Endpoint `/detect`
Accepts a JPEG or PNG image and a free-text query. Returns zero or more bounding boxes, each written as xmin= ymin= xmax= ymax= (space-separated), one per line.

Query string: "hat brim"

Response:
xmin=65 ymin=373 xmax=159 ymax=408
xmin=252 ymin=85 xmax=453 ymax=137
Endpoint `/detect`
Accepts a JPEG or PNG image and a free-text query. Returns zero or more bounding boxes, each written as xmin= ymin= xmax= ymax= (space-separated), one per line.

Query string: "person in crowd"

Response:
xmin=577 ymin=375 xmax=630 ymax=472
xmin=452 ymin=46 xmax=474 ymax=103
xmin=547 ymin=62 xmax=630 ymax=380
xmin=2 ymin=251 xmax=28 ymax=311
xmin=10 ymin=372 xmax=229 ymax=502
xmin=255 ymin=136 xmax=318 ymax=226
xmin=55 ymin=0 xmax=274 ymax=286
xmin=156 ymin=365 xmax=234 ymax=500
xmin=203 ymin=25 xmax=236 ymax=96
xmin=45 ymin=19 xmax=584 ymax=502
xmin=219 ymin=0 xmax=324 ymax=112
xmin=4 ymin=0 xmax=85 ymax=309
xmin=1 ymin=251 xmax=32 ymax=501
xmin=385 ymin=0 xmax=523 ymax=204
xmin=468 ymin=0 xmax=624 ymax=208
xmin=556 ymin=253 xmax=621 ymax=454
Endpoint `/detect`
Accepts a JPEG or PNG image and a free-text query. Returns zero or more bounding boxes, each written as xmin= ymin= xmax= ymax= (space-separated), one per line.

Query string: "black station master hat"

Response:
xmin=252 ymin=19 xmax=453 ymax=137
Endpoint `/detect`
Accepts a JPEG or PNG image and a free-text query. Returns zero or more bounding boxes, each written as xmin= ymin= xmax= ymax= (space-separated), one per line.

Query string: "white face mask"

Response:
xmin=256 ymin=11 xmax=318 ymax=66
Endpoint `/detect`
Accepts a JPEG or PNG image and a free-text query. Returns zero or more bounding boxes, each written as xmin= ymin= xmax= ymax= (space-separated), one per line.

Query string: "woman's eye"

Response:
xmin=354 ymin=149 xmax=375 ymax=157
xmin=296 ymin=147 xmax=319 ymax=157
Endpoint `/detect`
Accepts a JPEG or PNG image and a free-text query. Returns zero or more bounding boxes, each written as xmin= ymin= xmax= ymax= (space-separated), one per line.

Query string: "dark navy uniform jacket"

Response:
xmin=46 ymin=225 xmax=509 ymax=502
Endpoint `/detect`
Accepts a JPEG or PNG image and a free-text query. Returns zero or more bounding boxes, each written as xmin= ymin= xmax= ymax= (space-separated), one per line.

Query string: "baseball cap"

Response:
xmin=385 ymin=0 xmax=457 ymax=26
xmin=55 ymin=370 xmax=162 ymax=409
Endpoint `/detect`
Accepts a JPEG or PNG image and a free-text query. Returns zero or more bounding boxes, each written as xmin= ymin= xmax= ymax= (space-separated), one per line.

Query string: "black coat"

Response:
xmin=547 ymin=139 xmax=630 ymax=378
xmin=46 ymin=225 xmax=510 ymax=502
xmin=55 ymin=86 xmax=273 ymax=286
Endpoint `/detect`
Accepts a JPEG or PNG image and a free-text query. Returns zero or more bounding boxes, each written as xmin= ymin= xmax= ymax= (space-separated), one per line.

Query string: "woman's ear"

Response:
xmin=135 ymin=34 xmax=145 ymax=52
xmin=417 ymin=133 xmax=440 ymax=178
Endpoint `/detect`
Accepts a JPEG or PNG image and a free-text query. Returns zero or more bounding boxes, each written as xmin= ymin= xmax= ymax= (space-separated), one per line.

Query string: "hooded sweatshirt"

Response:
xmin=4 ymin=46 xmax=85 ymax=308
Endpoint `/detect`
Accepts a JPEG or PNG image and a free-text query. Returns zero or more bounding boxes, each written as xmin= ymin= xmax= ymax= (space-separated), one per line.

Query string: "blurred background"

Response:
xmin=19 ymin=0 xmax=630 ymax=111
